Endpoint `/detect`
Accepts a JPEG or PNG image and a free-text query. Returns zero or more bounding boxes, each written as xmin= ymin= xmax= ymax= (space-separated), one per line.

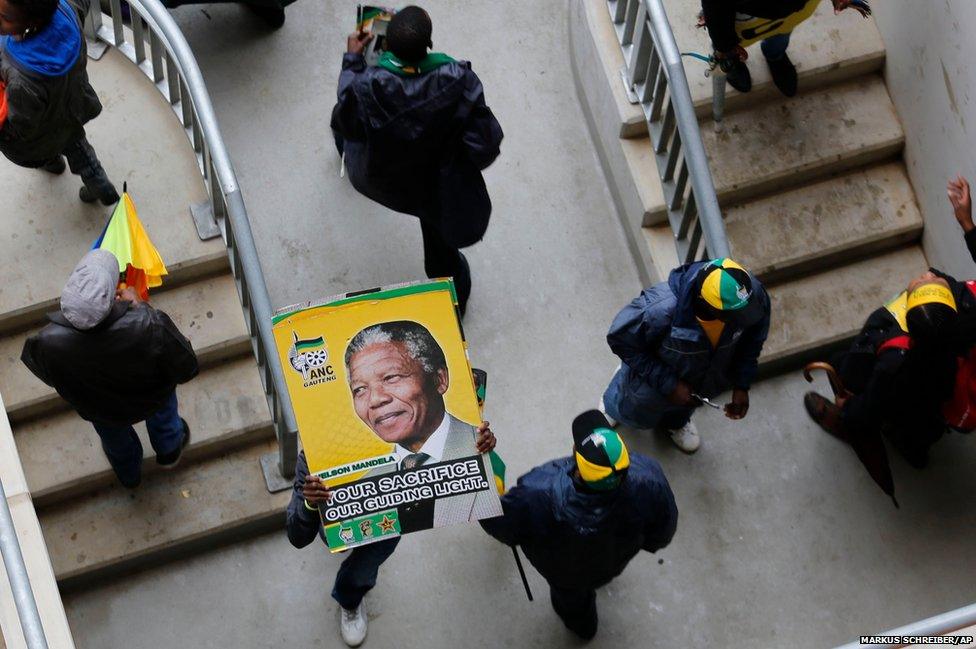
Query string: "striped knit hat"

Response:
xmin=573 ymin=410 xmax=630 ymax=491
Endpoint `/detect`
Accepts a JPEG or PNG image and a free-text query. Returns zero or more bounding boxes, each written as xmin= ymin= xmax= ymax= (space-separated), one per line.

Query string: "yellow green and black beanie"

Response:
xmin=695 ymin=258 xmax=763 ymax=326
xmin=573 ymin=410 xmax=630 ymax=491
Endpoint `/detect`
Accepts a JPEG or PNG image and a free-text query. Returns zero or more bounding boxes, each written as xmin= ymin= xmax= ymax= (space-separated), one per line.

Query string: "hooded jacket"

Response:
xmin=330 ymin=52 xmax=503 ymax=247
xmin=21 ymin=300 xmax=199 ymax=426
xmin=607 ymin=261 xmax=771 ymax=404
xmin=701 ymin=0 xmax=810 ymax=53
xmin=480 ymin=455 xmax=677 ymax=590
xmin=0 ymin=0 xmax=102 ymax=166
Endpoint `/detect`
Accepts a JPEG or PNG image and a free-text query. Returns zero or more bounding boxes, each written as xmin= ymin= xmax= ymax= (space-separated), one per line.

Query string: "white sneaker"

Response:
xmin=669 ymin=420 xmax=700 ymax=453
xmin=339 ymin=602 xmax=367 ymax=647
xmin=598 ymin=396 xmax=618 ymax=428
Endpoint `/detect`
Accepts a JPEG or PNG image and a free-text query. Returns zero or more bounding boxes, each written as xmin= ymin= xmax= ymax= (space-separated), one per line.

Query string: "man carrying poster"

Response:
xmin=276 ymin=279 xmax=504 ymax=646
xmin=286 ymin=421 xmax=495 ymax=647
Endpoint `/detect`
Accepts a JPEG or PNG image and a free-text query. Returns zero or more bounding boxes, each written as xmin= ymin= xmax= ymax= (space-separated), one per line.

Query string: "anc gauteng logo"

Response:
xmin=288 ymin=332 xmax=337 ymax=388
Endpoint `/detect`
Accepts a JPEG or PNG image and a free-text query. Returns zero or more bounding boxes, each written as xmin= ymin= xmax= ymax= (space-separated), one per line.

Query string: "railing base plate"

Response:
xmin=619 ymin=66 xmax=641 ymax=105
xmin=190 ymin=201 xmax=221 ymax=241
xmin=260 ymin=452 xmax=293 ymax=494
xmin=86 ymin=37 xmax=109 ymax=61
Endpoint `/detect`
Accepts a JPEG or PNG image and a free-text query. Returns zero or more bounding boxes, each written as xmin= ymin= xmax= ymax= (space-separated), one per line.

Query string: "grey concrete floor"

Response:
xmin=59 ymin=1 xmax=976 ymax=647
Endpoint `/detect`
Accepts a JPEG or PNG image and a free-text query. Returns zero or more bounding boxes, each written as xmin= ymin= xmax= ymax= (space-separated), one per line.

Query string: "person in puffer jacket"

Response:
xmin=0 ymin=0 xmax=119 ymax=205
xmin=600 ymin=258 xmax=770 ymax=454
xmin=331 ymin=5 xmax=503 ymax=317
xmin=480 ymin=410 xmax=677 ymax=640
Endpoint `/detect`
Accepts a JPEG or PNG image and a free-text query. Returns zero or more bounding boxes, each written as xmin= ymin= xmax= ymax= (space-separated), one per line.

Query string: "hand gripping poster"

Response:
xmin=273 ymin=279 xmax=502 ymax=552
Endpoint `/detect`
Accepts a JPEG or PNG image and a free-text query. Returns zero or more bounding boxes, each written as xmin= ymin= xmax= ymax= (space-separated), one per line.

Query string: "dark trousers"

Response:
xmin=331 ymin=537 xmax=401 ymax=610
xmin=550 ymin=585 xmax=598 ymax=640
xmin=38 ymin=136 xmax=117 ymax=200
xmin=419 ymin=218 xmax=471 ymax=315
xmin=91 ymin=391 xmax=184 ymax=484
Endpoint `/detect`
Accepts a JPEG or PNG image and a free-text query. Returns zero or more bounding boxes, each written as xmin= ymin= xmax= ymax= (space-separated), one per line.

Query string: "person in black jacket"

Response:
xmin=21 ymin=250 xmax=197 ymax=488
xmin=702 ymin=0 xmax=869 ymax=97
xmin=286 ymin=423 xmax=497 ymax=648
xmin=0 ymin=0 xmax=120 ymax=205
xmin=481 ymin=410 xmax=678 ymax=640
xmin=331 ymin=6 xmax=503 ymax=317
xmin=804 ymin=176 xmax=976 ymax=493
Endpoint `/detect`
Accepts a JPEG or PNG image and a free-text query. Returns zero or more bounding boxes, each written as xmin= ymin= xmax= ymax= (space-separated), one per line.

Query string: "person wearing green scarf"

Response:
xmin=331 ymin=6 xmax=504 ymax=319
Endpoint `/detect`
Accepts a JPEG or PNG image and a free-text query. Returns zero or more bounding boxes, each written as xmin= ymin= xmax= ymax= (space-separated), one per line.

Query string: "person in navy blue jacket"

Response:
xmin=481 ymin=410 xmax=678 ymax=640
xmin=330 ymin=6 xmax=503 ymax=317
xmin=600 ymin=258 xmax=770 ymax=454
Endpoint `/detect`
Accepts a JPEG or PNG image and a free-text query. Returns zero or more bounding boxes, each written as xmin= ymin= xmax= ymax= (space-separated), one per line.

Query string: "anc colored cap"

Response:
xmin=697 ymin=258 xmax=764 ymax=327
xmin=906 ymin=282 xmax=957 ymax=342
xmin=573 ymin=410 xmax=630 ymax=491
xmin=906 ymin=282 xmax=957 ymax=313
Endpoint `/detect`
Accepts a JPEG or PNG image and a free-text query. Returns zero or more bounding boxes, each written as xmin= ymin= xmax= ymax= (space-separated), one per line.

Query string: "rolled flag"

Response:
xmin=488 ymin=450 xmax=506 ymax=495
xmin=92 ymin=185 xmax=167 ymax=300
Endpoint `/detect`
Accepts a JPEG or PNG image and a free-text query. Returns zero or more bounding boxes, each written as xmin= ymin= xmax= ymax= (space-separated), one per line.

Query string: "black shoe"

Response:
xmin=248 ymin=4 xmax=285 ymax=28
xmin=723 ymin=59 xmax=752 ymax=93
xmin=156 ymin=419 xmax=191 ymax=469
xmin=42 ymin=157 xmax=66 ymax=175
xmin=766 ymin=54 xmax=798 ymax=97
xmin=79 ymin=184 xmax=121 ymax=206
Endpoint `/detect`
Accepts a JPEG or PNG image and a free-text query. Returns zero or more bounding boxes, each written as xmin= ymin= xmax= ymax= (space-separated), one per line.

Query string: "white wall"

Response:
xmin=873 ymin=0 xmax=976 ymax=278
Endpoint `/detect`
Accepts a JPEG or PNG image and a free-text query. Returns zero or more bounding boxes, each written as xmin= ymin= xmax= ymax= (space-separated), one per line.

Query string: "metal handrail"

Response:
xmin=836 ymin=603 xmax=976 ymax=648
xmin=607 ymin=0 xmax=730 ymax=263
xmin=0 ymin=477 xmax=48 ymax=649
xmin=82 ymin=0 xmax=298 ymax=489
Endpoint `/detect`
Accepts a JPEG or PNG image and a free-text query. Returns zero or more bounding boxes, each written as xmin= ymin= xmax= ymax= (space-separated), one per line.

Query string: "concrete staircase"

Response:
xmin=0 ymin=47 xmax=287 ymax=591
xmin=571 ymin=0 xmax=930 ymax=371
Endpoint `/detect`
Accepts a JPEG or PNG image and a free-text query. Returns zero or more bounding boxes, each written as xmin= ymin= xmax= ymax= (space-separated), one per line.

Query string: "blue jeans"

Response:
xmin=602 ymin=364 xmax=694 ymax=430
xmin=761 ymin=32 xmax=791 ymax=62
xmin=330 ymin=537 xmax=401 ymax=610
xmin=91 ymin=391 xmax=184 ymax=485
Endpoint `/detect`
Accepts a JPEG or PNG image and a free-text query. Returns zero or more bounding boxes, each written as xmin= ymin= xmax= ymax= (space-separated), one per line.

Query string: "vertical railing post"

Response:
xmin=606 ymin=0 xmax=730 ymax=261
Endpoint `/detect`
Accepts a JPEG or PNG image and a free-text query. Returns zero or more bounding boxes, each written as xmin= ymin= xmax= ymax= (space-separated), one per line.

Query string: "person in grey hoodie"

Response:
xmin=0 ymin=0 xmax=119 ymax=205
xmin=21 ymin=250 xmax=198 ymax=488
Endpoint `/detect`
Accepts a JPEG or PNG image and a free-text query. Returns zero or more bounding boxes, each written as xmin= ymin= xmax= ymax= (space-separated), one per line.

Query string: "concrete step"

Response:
xmin=760 ymin=245 xmax=929 ymax=371
xmin=17 ymin=356 xmax=272 ymax=508
xmin=0 ymin=272 xmax=250 ymax=425
xmin=724 ymin=162 xmax=923 ymax=284
xmin=634 ymin=75 xmax=903 ymax=226
xmin=0 ymin=46 xmax=224 ymax=335
xmin=41 ymin=438 xmax=289 ymax=588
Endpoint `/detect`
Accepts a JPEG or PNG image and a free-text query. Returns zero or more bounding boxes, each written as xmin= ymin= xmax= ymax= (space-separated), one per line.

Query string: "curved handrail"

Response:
xmin=608 ymin=0 xmax=730 ymax=262
xmin=82 ymin=0 xmax=298 ymax=488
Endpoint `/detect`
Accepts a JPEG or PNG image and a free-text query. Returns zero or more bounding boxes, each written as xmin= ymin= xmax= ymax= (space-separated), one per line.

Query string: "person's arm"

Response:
xmin=151 ymin=307 xmax=199 ymax=385
xmin=700 ymin=0 xmax=740 ymax=56
xmin=479 ymin=481 xmax=532 ymax=546
xmin=728 ymin=288 xmax=771 ymax=392
xmin=330 ymin=33 xmax=372 ymax=141
xmin=0 ymin=80 xmax=46 ymax=143
xmin=642 ymin=484 xmax=678 ymax=553
xmin=606 ymin=288 xmax=680 ymax=397
xmin=947 ymin=176 xmax=976 ymax=264
xmin=20 ymin=334 xmax=52 ymax=386
xmin=459 ymin=68 xmax=503 ymax=171
xmin=286 ymin=451 xmax=326 ymax=549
